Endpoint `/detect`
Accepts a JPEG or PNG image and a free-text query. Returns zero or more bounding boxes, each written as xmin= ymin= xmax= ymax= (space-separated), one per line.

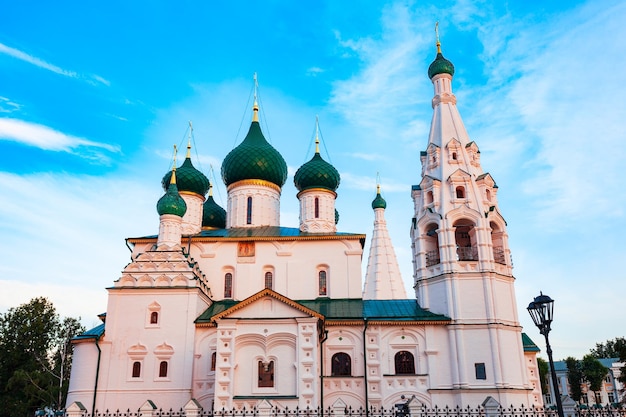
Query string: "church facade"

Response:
xmin=65 ymin=43 xmax=543 ymax=413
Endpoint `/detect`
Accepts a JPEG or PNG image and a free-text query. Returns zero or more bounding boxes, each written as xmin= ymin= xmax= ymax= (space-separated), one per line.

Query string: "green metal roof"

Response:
xmin=132 ymin=226 xmax=365 ymax=242
xmin=202 ymin=195 xmax=226 ymax=228
xmin=73 ymin=323 xmax=105 ymax=341
xmin=371 ymin=191 xmax=387 ymax=209
xmin=221 ymin=121 xmax=288 ymax=188
xmin=428 ymin=52 xmax=455 ymax=79
xmin=196 ymin=298 xmax=450 ymax=323
xmin=162 ymin=157 xmax=210 ymax=197
xmin=521 ymin=332 xmax=540 ymax=352
xmin=157 ymin=182 xmax=187 ymax=217
xmin=294 ymin=152 xmax=340 ymax=192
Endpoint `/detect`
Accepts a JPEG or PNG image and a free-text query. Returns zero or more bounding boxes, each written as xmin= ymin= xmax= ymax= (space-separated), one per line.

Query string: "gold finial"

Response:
xmin=435 ymin=21 xmax=442 ymax=54
xmin=252 ymin=72 xmax=259 ymax=122
xmin=171 ymin=145 xmax=178 ymax=184
xmin=376 ymin=172 xmax=381 ymax=194
xmin=186 ymin=121 xmax=193 ymax=158
xmin=315 ymin=115 xmax=320 ymax=154
xmin=209 ymin=182 xmax=213 ymax=197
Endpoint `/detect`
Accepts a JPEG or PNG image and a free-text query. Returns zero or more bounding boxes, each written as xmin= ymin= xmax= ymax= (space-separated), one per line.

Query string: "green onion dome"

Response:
xmin=202 ymin=194 xmax=226 ymax=229
xmin=372 ymin=186 xmax=387 ymax=209
xmin=221 ymin=121 xmax=288 ymax=188
xmin=157 ymin=180 xmax=187 ymax=217
xmin=428 ymin=50 xmax=455 ymax=79
xmin=294 ymin=151 xmax=340 ymax=192
xmin=161 ymin=156 xmax=210 ymax=197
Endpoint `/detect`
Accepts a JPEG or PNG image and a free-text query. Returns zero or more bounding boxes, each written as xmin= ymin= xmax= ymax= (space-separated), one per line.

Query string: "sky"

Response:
xmin=0 ymin=0 xmax=625 ymax=361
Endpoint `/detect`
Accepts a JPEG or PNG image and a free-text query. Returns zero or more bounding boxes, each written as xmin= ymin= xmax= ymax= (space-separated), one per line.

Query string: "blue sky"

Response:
xmin=1 ymin=0 xmax=624 ymax=360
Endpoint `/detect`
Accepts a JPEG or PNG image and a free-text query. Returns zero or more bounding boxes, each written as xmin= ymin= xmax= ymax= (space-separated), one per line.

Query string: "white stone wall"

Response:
xmin=226 ymin=183 xmax=280 ymax=228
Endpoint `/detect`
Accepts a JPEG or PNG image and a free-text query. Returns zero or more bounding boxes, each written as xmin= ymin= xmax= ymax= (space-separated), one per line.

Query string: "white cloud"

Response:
xmin=0 ymin=96 xmax=22 ymax=113
xmin=0 ymin=42 xmax=109 ymax=86
xmin=0 ymin=118 xmax=120 ymax=161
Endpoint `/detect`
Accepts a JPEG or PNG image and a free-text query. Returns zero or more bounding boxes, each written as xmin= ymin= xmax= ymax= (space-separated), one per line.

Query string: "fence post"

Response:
xmin=65 ymin=402 xmax=87 ymax=417
xmin=481 ymin=396 xmax=501 ymax=417
xmin=139 ymin=400 xmax=158 ymax=417
xmin=184 ymin=399 xmax=203 ymax=417
xmin=561 ymin=396 xmax=576 ymax=417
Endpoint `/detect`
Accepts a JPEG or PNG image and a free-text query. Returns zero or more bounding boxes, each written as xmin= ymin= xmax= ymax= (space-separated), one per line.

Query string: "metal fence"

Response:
xmin=58 ymin=404 xmax=626 ymax=417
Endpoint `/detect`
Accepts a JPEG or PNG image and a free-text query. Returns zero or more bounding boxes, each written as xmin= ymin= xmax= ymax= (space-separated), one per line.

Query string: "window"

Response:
xmin=314 ymin=197 xmax=320 ymax=218
xmin=224 ymin=273 xmax=233 ymax=298
xmin=258 ymin=360 xmax=274 ymax=387
xmin=318 ymin=271 xmax=327 ymax=296
xmin=150 ymin=311 xmax=159 ymax=324
xmin=475 ymin=363 xmax=486 ymax=380
xmin=159 ymin=361 xmax=168 ymax=378
xmin=331 ymin=352 xmax=351 ymax=376
xmin=132 ymin=361 xmax=141 ymax=378
xmin=265 ymin=271 xmax=273 ymax=289
xmin=394 ymin=351 xmax=415 ymax=374
xmin=456 ymin=186 xmax=465 ymax=198
xmin=608 ymin=392 xmax=615 ymax=403
xmin=594 ymin=392 xmax=601 ymax=404
xmin=211 ymin=352 xmax=216 ymax=372
xmin=452 ymin=152 xmax=457 ymax=160
xmin=246 ymin=196 xmax=252 ymax=225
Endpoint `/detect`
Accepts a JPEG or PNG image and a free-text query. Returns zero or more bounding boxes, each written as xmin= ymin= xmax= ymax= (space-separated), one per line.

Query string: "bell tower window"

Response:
xmin=454 ymin=220 xmax=478 ymax=261
xmin=456 ymin=186 xmax=465 ymax=199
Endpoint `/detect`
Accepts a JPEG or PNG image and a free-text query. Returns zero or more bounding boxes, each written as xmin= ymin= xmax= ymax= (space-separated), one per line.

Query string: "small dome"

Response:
xmin=428 ymin=52 xmax=455 ymax=79
xmin=372 ymin=188 xmax=387 ymax=209
xmin=221 ymin=121 xmax=288 ymax=188
xmin=294 ymin=152 xmax=340 ymax=192
xmin=157 ymin=181 xmax=187 ymax=217
xmin=162 ymin=157 xmax=210 ymax=197
xmin=202 ymin=194 xmax=226 ymax=229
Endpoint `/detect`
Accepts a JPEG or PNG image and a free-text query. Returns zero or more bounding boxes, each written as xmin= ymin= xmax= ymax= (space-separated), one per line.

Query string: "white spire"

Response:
xmin=363 ymin=184 xmax=407 ymax=300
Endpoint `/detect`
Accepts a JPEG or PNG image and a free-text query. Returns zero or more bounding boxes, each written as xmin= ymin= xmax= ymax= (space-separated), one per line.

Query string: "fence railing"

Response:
xmin=59 ymin=403 xmax=626 ymax=417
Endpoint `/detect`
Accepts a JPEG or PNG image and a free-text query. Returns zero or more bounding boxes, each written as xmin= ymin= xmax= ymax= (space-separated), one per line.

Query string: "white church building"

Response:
xmin=65 ymin=41 xmax=543 ymax=413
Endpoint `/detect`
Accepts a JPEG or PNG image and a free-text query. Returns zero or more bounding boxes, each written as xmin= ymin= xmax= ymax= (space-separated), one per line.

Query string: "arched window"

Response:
xmin=395 ymin=351 xmax=415 ymax=374
xmin=159 ymin=361 xmax=168 ymax=378
xmin=264 ymin=271 xmax=273 ymax=289
xmin=318 ymin=271 xmax=327 ymax=296
xmin=424 ymin=224 xmax=440 ymax=266
xmin=452 ymin=152 xmax=457 ymax=160
xmin=132 ymin=361 xmax=141 ymax=378
xmin=486 ymin=189 xmax=492 ymax=202
xmin=331 ymin=352 xmax=351 ymax=376
xmin=211 ymin=352 xmax=216 ymax=371
xmin=454 ymin=220 xmax=477 ymax=261
xmin=456 ymin=186 xmax=465 ymax=199
xmin=246 ymin=196 xmax=252 ymax=225
xmin=224 ymin=273 xmax=233 ymax=298
xmin=314 ymin=197 xmax=320 ymax=218
xmin=258 ymin=360 xmax=274 ymax=387
xmin=150 ymin=311 xmax=158 ymax=324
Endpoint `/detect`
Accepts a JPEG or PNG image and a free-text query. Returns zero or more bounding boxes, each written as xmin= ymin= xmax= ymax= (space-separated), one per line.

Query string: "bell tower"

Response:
xmin=410 ymin=34 xmax=531 ymax=402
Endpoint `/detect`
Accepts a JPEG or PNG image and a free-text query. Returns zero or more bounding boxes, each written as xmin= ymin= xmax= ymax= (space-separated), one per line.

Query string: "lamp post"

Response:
xmin=527 ymin=292 xmax=564 ymax=417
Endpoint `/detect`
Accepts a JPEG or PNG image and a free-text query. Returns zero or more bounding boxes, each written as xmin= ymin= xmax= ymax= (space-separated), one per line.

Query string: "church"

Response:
xmin=65 ymin=41 xmax=543 ymax=413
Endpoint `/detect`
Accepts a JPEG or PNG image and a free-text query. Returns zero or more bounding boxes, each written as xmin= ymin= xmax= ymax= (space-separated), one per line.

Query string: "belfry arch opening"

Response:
xmin=490 ymin=221 xmax=506 ymax=264
xmin=424 ymin=223 xmax=440 ymax=266
xmin=454 ymin=220 xmax=478 ymax=261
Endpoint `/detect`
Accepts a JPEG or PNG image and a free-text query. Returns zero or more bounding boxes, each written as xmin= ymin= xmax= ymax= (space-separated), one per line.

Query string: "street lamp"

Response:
xmin=527 ymin=292 xmax=564 ymax=417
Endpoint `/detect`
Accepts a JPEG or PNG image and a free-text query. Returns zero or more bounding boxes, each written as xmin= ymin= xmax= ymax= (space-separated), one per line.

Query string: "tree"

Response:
xmin=581 ymin=354 xmax=608 ymax=402
xmin=590 ymin=337 xmax=626 ymax=360
xmin=537 ymin=357 xmax=550 ymax=396
xmin=590 ymin=337 xmax=626 ymax=389
xmin=0 ymin=297 xmax=85 ymax=417
xmin=565 ymin=356 xmax=583 ymax=402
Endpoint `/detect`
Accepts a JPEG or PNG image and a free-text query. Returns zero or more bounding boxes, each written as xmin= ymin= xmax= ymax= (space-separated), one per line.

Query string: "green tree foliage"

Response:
xmin=537 ymin=357 xmax=550 ymax=395
xmin=590 ymin=337 xmax=626 ymax=388
xmin=0 ymin=297 xmax=85 ymax=417
xmin=581 ymin=355 xmax=608 ymax=394
xmin=565 ymin=356 xmax=583 ymax=402
xmin=590 ymin=337 xmax=626 ymax=360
